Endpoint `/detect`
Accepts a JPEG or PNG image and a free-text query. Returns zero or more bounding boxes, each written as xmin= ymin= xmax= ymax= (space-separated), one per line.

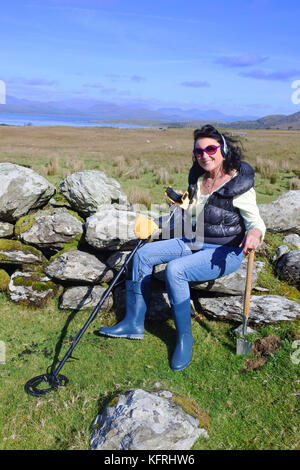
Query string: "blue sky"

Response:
xmin=1 ymin=0 xmax=300 ymax=117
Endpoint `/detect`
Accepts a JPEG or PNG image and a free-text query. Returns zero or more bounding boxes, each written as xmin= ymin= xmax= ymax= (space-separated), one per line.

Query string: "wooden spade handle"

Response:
xmin=243 ymin=250 xmax=255 ymax=321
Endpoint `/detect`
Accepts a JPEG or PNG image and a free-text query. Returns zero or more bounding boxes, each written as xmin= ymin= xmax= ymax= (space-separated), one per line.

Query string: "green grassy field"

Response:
xmin=0 ymin=126 xmax=299 ymax=450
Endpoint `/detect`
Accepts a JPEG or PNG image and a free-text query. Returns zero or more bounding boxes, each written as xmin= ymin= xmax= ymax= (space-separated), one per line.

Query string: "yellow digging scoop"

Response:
xmin=135 ymin=215 xmax=159 ymax=240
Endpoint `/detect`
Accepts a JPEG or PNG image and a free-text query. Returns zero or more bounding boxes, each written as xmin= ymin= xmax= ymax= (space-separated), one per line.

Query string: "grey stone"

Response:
xmin=258 ymin=190 xmax=300 ymax=234
xmin=276 ymin=250 xmax=300 ymax=286
xmin=0 ymin=222 xmax=14 ymax=238
xmin=90 ymin=388 xmax=208 ymax=450
xmin=8 ymin=271 xmax=57 ymax=307
xmin=0 ymin=163 xmax=56 ymax=222
xmin=45 ymin=250 xmax=114 ymax=284
xmin=253 ymin=286 xmax=269 ymax=292
xmin=272 ymin=245 xmax=290 ymax=263
xmin=283 ymin=233 xmax=300 ymax=249
xmin=85 ymin=209 xmax=139 ymax=251
xmin=59 ymin=170 xmax=129 ymax=216
xmin=16 ymin=207 xmax=83 ymax=252
xmin=199 ymin=294 xmax=300 ymax=324
xmin=59 ymin=285 xmax=113 ymax=311
xmin=106 ymin=250 xmax=131 ymax=270
xmin=0 ymin=239 xmax=46 ymax=265
xmin=233 ymin=324 xmax=257 ymax=337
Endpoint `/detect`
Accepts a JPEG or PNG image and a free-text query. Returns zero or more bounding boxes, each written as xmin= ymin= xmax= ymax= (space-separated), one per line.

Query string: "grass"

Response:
xmin=0 ymin=291 xmax=299 ymax=450
xmin=0 ymin=126 xmax=300 ymax=450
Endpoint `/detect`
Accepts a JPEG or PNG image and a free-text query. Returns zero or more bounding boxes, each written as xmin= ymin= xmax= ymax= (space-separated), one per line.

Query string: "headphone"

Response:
xmin=219 ymin=131 xmax=229 ymax=159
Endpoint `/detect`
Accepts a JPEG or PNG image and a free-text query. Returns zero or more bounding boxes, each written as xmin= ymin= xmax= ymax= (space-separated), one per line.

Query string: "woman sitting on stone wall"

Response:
xmin=99 ymin=124 xmax=266 ymax=371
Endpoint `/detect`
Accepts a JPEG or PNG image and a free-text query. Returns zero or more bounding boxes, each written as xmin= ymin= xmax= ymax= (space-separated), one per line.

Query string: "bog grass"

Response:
xmin=0 ymin=125 xmax=299 ymax=450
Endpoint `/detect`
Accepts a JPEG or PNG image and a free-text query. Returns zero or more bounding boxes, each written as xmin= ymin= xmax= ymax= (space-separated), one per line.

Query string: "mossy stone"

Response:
xmin=0 ymin=269 xmax=10 ymax=292
xmin=48 ymin=236 xmax=82 ymax=262
xmin=10 ymin=271 xmax=59 ymax=308
xmin=0 ymin=239 xmax=46 ymax=264
xmin=15 ymin=213 xmax=37 ymax=236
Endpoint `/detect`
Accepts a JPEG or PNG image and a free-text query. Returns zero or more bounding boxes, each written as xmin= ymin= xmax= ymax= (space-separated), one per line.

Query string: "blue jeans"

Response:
xmin=132 ymin=238 xmax=244 ymax=305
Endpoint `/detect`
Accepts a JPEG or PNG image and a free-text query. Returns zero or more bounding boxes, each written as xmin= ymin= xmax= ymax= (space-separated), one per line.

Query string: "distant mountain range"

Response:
xmin=1 ymin=95 xmax=300 ymax=129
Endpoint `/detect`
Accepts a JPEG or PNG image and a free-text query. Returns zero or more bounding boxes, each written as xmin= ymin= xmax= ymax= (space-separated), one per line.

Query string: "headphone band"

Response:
xmin=219 ymin=132 xmax=229 ymax=155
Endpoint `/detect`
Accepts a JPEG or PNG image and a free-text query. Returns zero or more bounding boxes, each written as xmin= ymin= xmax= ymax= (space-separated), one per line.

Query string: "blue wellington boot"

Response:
xmin=99 ymin=280 xmax=150 ymax=339
xmin=171 ymin=298 xmax=194 ymax=371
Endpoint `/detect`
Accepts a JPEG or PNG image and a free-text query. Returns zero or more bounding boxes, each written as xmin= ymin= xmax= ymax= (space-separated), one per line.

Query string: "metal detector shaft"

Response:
xmin=52 ymin=238 xmax=145 ymax=378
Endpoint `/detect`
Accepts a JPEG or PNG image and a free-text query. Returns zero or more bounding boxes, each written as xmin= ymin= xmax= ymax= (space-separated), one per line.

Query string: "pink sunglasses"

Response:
xmin=194 ymin=144 xmax=221 ymax=158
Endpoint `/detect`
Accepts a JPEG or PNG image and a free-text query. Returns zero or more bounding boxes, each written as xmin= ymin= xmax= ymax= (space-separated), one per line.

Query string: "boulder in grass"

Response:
xmin=90 ymin=389 xmax=208 ymax=450
xmin=8 ymin=271 xmax=58 ymax=307
xmin=59 ymin=170 xmax=129 ymax=217
xmin=276 ymin=250 xmax=300 ymax=287
xmin=258 ymin=190 xmax=300 ymax=234
xmin=85 ymin=209 xmax=139 ymax=251
xmin=59 ymin=285 xmax=113 ymax=311
xmin=272 ymin=245 xmax=290 ymax=263
xmin=15 ymin=207 xmax=83 ymax=253
xmin=282 ymin=233 xmax=300 ymax=249
xmin=0 ymin=239 xmax=47 ymax=265
xmin=0 ymin=163 xmax=56 ymax=222
xmin=199 ymin=294 xmax=300 ymax=324
xmin=45 ymin=250 xmax=114 ymax=284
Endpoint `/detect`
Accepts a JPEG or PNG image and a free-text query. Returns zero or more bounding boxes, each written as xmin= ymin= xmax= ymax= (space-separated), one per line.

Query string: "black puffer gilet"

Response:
xmin=188 ymin=161 xmax=255 ymax=246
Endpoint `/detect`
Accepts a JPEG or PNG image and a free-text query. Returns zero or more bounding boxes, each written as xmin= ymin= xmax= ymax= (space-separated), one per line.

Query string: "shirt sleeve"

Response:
xmin=233 ymin=187 xmax=266 ymax=240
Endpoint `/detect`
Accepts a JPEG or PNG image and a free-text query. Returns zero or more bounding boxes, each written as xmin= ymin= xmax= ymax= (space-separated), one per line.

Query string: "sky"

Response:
xmin=1 ymin=0 xmax=300 ymax=117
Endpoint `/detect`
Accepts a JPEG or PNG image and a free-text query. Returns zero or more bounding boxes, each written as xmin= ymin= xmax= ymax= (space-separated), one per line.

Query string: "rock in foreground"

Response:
xmin=90 ymin=389 xmax=208 ymax=450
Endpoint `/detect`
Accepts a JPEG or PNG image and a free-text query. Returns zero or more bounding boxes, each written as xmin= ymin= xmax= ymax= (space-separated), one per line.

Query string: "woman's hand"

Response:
xmin=239 ymin=228 xmax=262 ymax=254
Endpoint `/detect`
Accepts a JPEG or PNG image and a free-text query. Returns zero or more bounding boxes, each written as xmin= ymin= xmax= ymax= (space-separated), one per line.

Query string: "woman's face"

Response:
xmin=194 ymin=137 xmax=224 ymax=174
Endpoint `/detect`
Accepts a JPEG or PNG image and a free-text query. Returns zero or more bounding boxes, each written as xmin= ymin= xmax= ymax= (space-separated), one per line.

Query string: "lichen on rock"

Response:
xmin=8 ymin=271 xmax=58 ymax=307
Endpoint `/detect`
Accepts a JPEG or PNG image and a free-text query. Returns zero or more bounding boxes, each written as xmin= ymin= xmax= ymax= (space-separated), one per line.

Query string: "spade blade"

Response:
xmin=236 ymin=338 xmax=253 ymax=355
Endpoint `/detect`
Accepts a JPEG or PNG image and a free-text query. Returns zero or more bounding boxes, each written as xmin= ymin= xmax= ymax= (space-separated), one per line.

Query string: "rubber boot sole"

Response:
xmin=99 ymin=331 xmax=144 ymax=340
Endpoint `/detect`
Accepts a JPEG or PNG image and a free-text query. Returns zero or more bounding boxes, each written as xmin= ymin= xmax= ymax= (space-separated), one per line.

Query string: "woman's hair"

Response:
xmin=193 ymin=124 xmax=243 ymax=174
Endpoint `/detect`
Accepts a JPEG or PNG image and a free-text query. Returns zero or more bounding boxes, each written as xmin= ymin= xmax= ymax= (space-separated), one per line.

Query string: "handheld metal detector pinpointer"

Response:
xmin=24 ymin=216 xmax=159 ymax=397
xmin=165 ymin=187 xmax=190 ymax=210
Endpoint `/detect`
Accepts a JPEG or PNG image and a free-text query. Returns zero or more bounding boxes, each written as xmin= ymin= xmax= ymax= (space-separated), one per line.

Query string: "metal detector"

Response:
xmin=24 ymin=215 xmax=160 ymax=397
